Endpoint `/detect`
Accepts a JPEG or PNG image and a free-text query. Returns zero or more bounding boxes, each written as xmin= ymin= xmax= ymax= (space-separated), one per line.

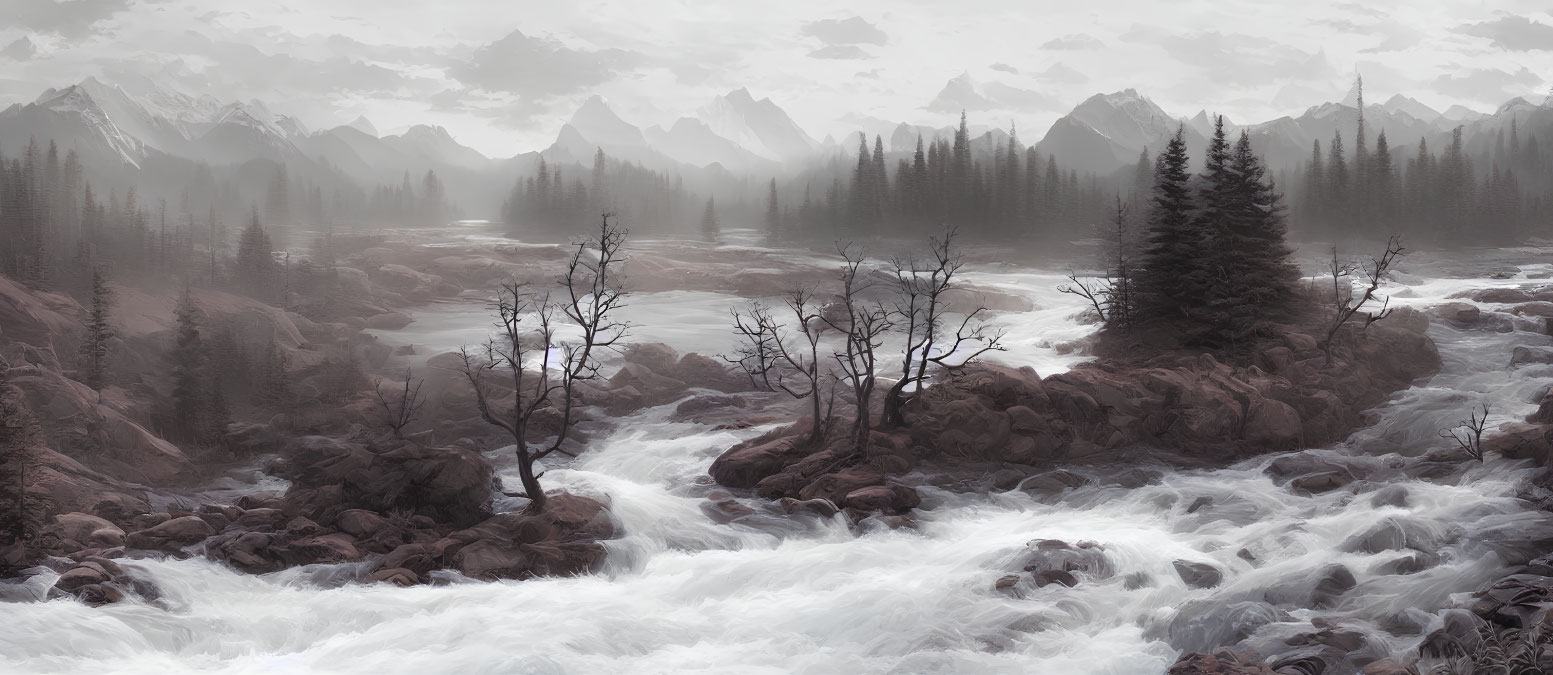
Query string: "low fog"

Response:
xmin=5 ymin=2 xmax=1553 ymax=674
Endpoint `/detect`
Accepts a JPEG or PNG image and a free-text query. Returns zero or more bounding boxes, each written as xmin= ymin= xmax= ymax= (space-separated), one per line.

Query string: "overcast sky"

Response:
xmin=2 ymin=0 xmax=1551 ymax=156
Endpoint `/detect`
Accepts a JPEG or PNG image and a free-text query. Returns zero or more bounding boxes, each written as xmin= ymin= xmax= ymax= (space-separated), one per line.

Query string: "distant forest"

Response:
xmin=7 ymin=83 xmax=1553 ymax=297
xmin=504 ymin=87 xmax=1553 ymax=248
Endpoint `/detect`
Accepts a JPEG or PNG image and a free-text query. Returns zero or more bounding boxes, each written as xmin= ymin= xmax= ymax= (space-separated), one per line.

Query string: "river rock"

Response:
xmin=1430 ymin=302 xmax=1481 ymax=327
xmin=126 ymin=515 xmax=215 ymax=553
xmin=1166 ymin=600 xmax=1289 ymax=655
xmin=1512 ymin=346 xmax=1553 ymax=367
xmin=1470 ymin=574 xmax=1553 ymax=628
xmin=1017 ymin=539 xmax=1113 ymax=581
xmin=1467 ymin=288 xmax=1535 ymax=304
xmin=1341 ymin=516 xmax=1454 ymax=554
xmin=1166 ymin=649 xmax=1276 ymax=674
xmin=840 ymin=483 xmax=921 ymax=514
xmin=439 ymin=493 xmax=615 ymax=581
xmin=275 ymin=437 xmax=494 ymax=528
xmin=709 ymin=428 xmax=821 ymax=488
xmin=1173 ymin=560 xmax=1223 ymax=589
xmin=1019 ymin=469 xmax=1091 ymax=493
xmin=45 ymin=513 xmax=126 ymax=549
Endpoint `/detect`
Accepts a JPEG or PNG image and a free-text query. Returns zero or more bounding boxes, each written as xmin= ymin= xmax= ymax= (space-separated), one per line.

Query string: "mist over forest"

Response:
xmin=8 ymin=4 xmax=1553 ymax=674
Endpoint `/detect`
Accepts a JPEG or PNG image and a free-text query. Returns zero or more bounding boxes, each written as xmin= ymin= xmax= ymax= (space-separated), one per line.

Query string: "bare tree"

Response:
xmin=1059 ymin=197 xmax=1138 ymax=332
xmin=1323 ymin=236 xmax=1405 ymax=365
xmin=1440 ymin=404 xmax=1491 ymax=462
xmin=373 ymin=367 xmax=425 ymax=440
xmin=726 ymin=288 xmax=833 ymax=444
xmin=456 ymin=214 xmax=629 ymax=513
xmin=824 ymin=245 xmax=893 ymax=450
xmin=882 ymin=228 xmax=1005 ymax=428
xmin=1059 ymin=272 xmax=1111 ymax=322
xmin=1102 ymin=196 xmax=1136 ymax=331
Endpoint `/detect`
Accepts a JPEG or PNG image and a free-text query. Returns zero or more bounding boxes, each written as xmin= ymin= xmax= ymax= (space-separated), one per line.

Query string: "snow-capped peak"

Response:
xmin=696 ymin=88 xmax=818 ymax=162
xmin=32 ymin=82 xmax=145 ymax=167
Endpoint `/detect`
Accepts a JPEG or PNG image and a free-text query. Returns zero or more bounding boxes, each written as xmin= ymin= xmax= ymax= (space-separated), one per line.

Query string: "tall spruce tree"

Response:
xmin=78 ymin=265 xmax=114 ymax=392
xmin=1210 ymin=131 xmax=1299 ymax=346
xmin=1135 ymin=126 xmax=1204 ymax=323
xmin=168 ymin=287 xmax=208 ymax=443
xmin=700 ymin=197 xmax=719 ymax=240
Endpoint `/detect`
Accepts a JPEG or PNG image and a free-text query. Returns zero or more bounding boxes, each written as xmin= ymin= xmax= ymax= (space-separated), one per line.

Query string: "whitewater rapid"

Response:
xmin=3 ymin=244 xmax=1550 ymax=674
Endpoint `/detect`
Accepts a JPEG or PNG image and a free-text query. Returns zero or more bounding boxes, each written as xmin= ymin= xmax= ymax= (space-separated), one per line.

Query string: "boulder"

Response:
xmin=126 ymin=515 xmax=215 ymax=553
xmin=668 ymin=353 xmax=751 ymax=393
xmin=14 ymin=367 xmax=194 ymax=483
xmin=440 ymin=493 xmax=615 ymax=580
xmin=47 ymin=512 xmax=126 ymax=549
xmin=1511 ymin=346 xmax=1553 ymax=367
xmin=275 ymin=438 xmax=494 ymax=528
xmin=335 ymin=509 xmax=390 ymax=539
xmin=1243 ymin=401 xmax=1302 ymax=450
xmin=1429 ymin=302 xmax=1481 ymax=327
xmin=840 ymin=483 xmax=921 ymax=514
xmin=1167 ymin=649 xmax=1276 ymax=674
xmin=710 ymin=430 xmax=819 ymax=489
xmin=1173 ymin=560 xmax=1223 ymax=589
xmin=1470 ymin=288 xmax=1535 ymax=304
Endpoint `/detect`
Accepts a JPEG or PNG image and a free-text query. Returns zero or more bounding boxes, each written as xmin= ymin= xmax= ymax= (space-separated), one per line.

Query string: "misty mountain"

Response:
xmin=5 ymin=73 xmax=1552 ymax=226
xmin=1033 ymin=89 xmax=1205 ymax=174
xmin=697 ymin=88 xmax=820 ymax=163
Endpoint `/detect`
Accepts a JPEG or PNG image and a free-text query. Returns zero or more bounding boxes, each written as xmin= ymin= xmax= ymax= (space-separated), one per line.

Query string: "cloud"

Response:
xmin=451 ymin=30 xmax=639 ymax=97
xmin=807 ymin=44 xmax=871 ymax=60
xmin=1033 ymin=62 xmax=1087 ymax=85
xmin=1040 ymin=33 xmax=1103 ymax=50
xmin=1456 ymin=15 xmax=1553 ymax=51
xmin=801 ymin=16 xmax=887 ymax=46
xmin=1123 ymin=27 xmax=1334 ymax=86
xmin=1 ymin=37 xmax=36 ymax=61
xmin=1314 ymin=17 xmax=1421 ymax=52
xmin=989 ymin=63 xmax=1018 ymax=74
xmin=7 ymin=0 xmax=131 ymax=38
xmin=1432 ymin=65 xmax=1541 ymax=103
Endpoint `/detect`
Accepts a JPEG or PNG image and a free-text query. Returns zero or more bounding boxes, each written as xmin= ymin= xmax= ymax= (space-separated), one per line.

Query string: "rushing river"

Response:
xmin=3 ymin=239 xmax=1551 ymax=674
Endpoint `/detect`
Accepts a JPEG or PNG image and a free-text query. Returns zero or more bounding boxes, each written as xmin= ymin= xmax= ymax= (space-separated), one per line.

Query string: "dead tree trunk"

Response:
xmin=455 ymin=214 xmax=628 ymax=514
xmin=1323 ymin=236 xmax=1404 ymax=365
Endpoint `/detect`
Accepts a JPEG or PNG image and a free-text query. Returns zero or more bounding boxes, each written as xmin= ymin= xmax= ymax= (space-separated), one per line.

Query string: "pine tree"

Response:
xmin=1135 ymin=126 xmax=1204 ymax=323
xmin=168 ymin=287 xmax=208 ymax=443
xmin=235 ymin=206 xmax=277 ymax=300
xmin=764 ymin=178 xmax=780 ymax=240
xmin=78 ymin=266 xmax=114 ymax=392
xmin=253 ymin=340 xmax=290 ymax=409
xmin=700 ymin=197 xmax=719 ymax=240
xmin=1204 ymin=131 xmax=1300 ymax=348
xmin=1326 ymin=131 xmax=1349 ymax=229
xmin=1302 ymin=140 xmax=1325 ymax=229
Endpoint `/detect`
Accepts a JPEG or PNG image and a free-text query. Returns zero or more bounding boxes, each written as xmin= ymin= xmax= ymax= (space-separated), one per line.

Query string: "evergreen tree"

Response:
xmin=1205 ymin=131 xmax=1300 ymax=347
xmin=764 ymin=178 xmax=780 ymax=239
xmin=253 ymin=340 xmax=290 ymax=409
xmin=1302 ymin=139 xmax=1325 ymax=228
xmin=235 ymin=206 xmax=277 ymax=300
xmin=1135 ymin=126 xmax=1204 ymax=323
xmin=168 ymin=287 xmax=208 ymax=443
xmin=78 ymin=265 xmax=114 ymax=392
xmin=700 ymin=197 xmax=719 ymax=240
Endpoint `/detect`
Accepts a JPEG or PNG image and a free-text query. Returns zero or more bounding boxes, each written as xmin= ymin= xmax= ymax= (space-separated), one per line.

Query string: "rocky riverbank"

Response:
xmin=709 ymin=307 xmax=1441 ymax=522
